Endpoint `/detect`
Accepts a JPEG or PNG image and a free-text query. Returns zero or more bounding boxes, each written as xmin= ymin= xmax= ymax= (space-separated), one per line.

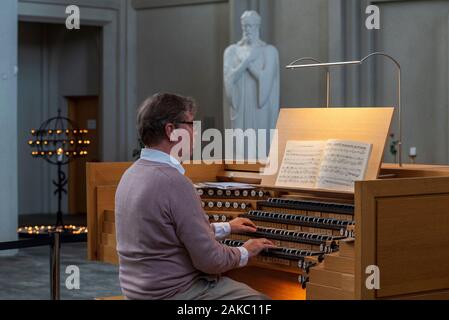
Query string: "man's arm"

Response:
xmin=212 ymin=218 xmax=257 ymax=241
xmin=212 ymin=222 xmax=231 ymax=241
xmin=212 ymin=218 xmax=258 ymax=267
xmin=170 ymin=176 xmax=246 ymax=274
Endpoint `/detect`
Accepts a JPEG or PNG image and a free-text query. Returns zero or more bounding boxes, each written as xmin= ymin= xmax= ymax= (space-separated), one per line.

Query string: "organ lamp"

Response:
xmin=20 ymin=109 xmax=90 ymax=238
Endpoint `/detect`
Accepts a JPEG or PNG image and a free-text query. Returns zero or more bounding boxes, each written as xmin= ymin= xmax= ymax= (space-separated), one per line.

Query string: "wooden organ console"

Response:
xmin=87 ymin=108 xmax=449 ymax=300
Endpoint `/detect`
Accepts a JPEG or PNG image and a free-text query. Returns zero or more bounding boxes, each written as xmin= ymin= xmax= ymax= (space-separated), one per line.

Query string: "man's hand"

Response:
xmin=243 ymin=238 xmax=277 ymax=259
xmin=229 ymin=218 xmax=257 ymax=234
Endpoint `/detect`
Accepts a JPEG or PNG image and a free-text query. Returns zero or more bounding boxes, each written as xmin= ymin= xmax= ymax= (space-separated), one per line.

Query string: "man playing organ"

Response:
xmin=115 ymin=93 xmax=275 ymax=300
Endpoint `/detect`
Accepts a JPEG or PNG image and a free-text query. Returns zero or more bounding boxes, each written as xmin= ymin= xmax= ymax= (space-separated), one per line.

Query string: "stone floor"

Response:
xmin=0 ymin=242 xmax=121 ymax=300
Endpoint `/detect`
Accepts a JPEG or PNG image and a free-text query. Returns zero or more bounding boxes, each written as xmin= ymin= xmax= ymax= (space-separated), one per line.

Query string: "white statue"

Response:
xmin=224 ymin=10 xmax=280 ymax=136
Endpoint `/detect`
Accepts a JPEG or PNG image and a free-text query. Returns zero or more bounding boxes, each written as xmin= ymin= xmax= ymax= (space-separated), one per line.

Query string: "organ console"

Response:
xmin=86 ymin=108 xmax=449 ymax=300
xmin=87 ymin=160 xmax=449 ymax=300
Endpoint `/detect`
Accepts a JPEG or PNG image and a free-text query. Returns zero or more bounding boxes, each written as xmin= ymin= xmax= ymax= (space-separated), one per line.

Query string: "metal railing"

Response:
xmin=0 ymin=232 xmax=86 ymax=300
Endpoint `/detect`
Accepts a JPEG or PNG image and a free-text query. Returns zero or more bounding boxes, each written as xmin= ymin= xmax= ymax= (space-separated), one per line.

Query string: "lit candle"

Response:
xmin=57 ymin=148 xmax=64 ymax=162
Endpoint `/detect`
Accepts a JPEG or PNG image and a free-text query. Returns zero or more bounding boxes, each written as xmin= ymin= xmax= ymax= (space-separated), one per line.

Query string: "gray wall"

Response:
xmin=136 ymin=1 xmax=230 ymax=132
xmin=271 ymin=0 xmax=329 ymax=108
xmin=331 ymin=0 xmax=449 ymax=164
xmin=18 ymin=22 xmax=101 ymax=215
xmin=374 ymin=0 xmax=449 ymax=164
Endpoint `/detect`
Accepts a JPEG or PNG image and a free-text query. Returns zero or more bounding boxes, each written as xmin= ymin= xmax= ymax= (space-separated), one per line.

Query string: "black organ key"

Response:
xmin=261 ymin=198 xmax=354 ymax=215
xmin=241 ymin=210 xmax=355 ymax=233
xmin=221 ymin=240 xmax=322 ymax=262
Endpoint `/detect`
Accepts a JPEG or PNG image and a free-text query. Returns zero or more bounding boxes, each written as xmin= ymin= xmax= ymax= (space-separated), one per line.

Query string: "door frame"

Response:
xmin=18 ymin=0 xmax=137 ymax=162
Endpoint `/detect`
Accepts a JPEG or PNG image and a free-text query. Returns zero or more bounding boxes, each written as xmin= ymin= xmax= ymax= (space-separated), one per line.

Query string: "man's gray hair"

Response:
xmin=137 ymin=93 xmax=197 ymax=147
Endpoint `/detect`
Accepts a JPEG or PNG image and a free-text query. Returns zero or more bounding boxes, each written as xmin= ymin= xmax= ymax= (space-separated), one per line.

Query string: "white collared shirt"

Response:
xmin=140 ymin=148 xmax=186 ymax=175
xmin=140 ymin=148 xmax=248 ymax=267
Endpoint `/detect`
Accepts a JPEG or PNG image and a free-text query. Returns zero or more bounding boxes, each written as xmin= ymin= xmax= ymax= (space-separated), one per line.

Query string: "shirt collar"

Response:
xmin=140 ymin=148 xmax=186 ymax=175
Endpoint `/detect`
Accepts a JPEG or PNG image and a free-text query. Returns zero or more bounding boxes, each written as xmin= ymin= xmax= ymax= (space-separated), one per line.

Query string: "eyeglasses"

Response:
xmin=178 ymin=121 xmax=194 ymax=126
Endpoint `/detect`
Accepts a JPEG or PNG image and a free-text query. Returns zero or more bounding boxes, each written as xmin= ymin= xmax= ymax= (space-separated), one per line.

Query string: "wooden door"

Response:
xmin=68 ymin=96 xmax=100 ymax=215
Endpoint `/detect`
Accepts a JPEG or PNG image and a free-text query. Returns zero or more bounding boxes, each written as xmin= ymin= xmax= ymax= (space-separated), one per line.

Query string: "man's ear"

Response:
xmin=165 ymin=123 xmax=176 ymax=142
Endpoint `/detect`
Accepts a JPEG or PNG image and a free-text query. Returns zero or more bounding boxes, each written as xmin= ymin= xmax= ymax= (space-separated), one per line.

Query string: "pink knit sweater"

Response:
xmin=115 ymin=159 xmax=241 ymax=300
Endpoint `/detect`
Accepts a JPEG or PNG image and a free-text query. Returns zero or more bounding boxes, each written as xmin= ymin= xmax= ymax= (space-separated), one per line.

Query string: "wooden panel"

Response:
xmin=307 ymin=283 xmax=355 ymax=300
xmin=183 ymin=163 xmax=224 ymax=183
xmin=387 ymin=288 xmax=449 ymax=300
xmin=376 ymin=195 xmax=449 ymax=297
xmin=339 ymin=239 xmax=355 ymax=259
xmin=382 ymin=163 xmax=449 ymax=171
xmin=380 ymin=163 xmax=449 ymax=179
xmin=86 ymin=162 xmax=131 ymax=260
xmin=226 ymin=267 xmax=305 ymax=300
xmin=101 ymin=232 xmax=116 ymax=248
xmin=309 ymin=266 xmax=354 ymax=292
xmin=98 ymin=245 xmax=119 ymax=265
xmin=355 ymin=175 xmax=449 ymax=300
xmin=104 ymin=210 xmax=115 ymax=222
xmin=102 ymin=221 xmax=115 ymax=234
xmin=224 ymin=163 xmax=264 ymax=173
xmin=216 ymin=171 xmax=262 ymax=184
xmin=96 ymin=186 xmax=118 ymax=263
xmin=322 ymin=254 xmax=354 ymax=274
xmin=262 ymin=108 xmax=394 ymax=188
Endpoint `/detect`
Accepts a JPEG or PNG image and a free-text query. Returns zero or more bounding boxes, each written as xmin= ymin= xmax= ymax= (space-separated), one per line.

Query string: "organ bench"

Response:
xmin=87 ymin=162 xmax=449 ymax=300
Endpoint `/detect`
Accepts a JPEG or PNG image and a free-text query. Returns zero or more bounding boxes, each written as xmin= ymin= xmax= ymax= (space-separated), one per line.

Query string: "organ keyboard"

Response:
xmin=198 ymin=184 xmax=355 ymax=290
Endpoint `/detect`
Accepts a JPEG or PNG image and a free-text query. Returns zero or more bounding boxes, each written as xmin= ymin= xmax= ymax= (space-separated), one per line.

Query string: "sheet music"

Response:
xmin=201 ymin=182 xmax=256 ymax=190
xmin=275 ymin=141 xmax=325 ymax=188
xmin=316 ymin=140 xmax=372 ymax=192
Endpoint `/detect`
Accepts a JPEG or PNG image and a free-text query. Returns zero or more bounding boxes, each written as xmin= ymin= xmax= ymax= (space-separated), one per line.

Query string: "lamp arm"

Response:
xmin=286 ymin=57 xmax=331 ymax=108
xmin=360 ymin=52 xmax=402 ymax=167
